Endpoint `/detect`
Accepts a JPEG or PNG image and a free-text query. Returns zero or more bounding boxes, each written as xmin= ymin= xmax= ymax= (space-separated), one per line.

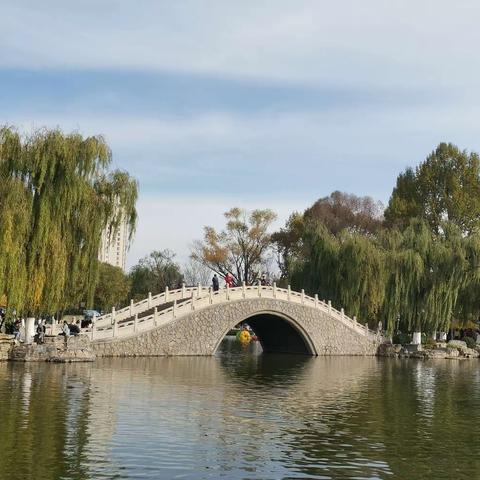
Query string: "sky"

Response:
xmin=2 ymin=0 xmax=480 ymax=268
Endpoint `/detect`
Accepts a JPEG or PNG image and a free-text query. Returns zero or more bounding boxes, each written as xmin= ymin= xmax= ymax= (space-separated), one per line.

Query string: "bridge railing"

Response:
xmin=93 ymin=284 xmax=210 ymax=329
xmin=89 ymin=283 xmax=378 ymax=342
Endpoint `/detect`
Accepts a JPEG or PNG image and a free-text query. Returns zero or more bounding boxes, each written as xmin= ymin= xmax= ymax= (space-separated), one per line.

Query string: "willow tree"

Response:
xmin=291 ymin=223 xmax=340 ymax=303
xmin=380 ymin=220 xmax=476 ymax=336
xmin=291 ymin=224 xmax=385 ymax=326
xmin=336 ymin=232 xmax=385 ymax=323
xmin=0 ymin=126 xmax=138 ymax=317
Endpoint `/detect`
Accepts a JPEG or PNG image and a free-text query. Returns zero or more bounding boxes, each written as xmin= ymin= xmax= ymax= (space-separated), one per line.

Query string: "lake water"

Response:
xmin=1 ymin=338 xmax=479 ymax=480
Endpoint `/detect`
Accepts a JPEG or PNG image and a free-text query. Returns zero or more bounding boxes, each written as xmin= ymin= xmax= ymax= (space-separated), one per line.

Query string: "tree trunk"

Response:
xmin=412 ymin=331 xmax=422 ymax=345
xmin=25 ymin=317 xmax=35 ymax=344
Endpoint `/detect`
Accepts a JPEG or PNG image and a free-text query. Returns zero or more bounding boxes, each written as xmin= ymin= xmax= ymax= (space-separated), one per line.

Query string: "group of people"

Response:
xmin=7 ymin=317 xmax=82 ymax=344
xmin=211 ymin=272 xmax=271 ymax=291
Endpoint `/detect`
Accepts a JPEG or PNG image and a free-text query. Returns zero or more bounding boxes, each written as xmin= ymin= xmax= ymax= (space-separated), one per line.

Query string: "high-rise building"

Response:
xmin=98 ymin=220 xmax=130 ymax=271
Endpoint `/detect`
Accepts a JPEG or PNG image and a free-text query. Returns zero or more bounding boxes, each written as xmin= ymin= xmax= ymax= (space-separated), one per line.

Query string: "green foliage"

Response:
xmin=463 ymin=336 xmax=477 ymax=349
xmin=94 ymin=262 xmax=131 ymax=311
xmin=286 ymin=213 xmax=480 ymax=334
xmin=0 ymin=126 xmax=138 ymax=315
xmin=129 ymin=250 xmax=183 ymax=300
xmin=392 ymin=332 xmax=411 ymax=345
xmin=276 ymin=147 xmax=480 ymax=334
xmin=422 ymin=338 xmax=437 ymax=349
xmin=291 ymin=223 xmax=385 ymax=326
xmin=385 ymin=143 xmax=480 ymax=234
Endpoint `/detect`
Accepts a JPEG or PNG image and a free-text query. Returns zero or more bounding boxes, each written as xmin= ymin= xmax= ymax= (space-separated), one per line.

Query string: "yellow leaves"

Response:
xmin=192 ymin=207 xmax=277 ymax=284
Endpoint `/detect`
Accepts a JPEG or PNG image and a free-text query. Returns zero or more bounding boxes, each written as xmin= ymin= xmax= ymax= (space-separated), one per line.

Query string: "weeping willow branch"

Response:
xmin=0 ymin=126 xmax=138 ymax=316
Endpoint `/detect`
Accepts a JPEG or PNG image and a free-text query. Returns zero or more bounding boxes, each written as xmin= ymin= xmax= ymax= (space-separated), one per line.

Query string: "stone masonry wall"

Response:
xmin=0 ymin=334 xmax=14 ymax=361
xmin=92 ymin=298 xmax=382 ymax=357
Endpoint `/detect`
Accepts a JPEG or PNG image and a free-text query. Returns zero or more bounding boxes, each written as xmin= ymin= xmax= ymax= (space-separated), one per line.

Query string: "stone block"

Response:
xmin=10 ymin=334 xmax=94 ymax=362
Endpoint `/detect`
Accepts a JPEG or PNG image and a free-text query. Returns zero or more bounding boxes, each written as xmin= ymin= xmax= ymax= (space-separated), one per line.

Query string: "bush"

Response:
xmin=423 ymin=338 xmax=437 ymax=349
xmin=392 ymin=332 xmax=411 ymax=345
xmin=463 ymin=336 xmax=477 ymax=349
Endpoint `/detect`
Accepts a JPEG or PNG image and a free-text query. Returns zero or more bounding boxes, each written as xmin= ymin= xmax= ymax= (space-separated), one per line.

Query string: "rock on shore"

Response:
xmin=378 ymin=340 xmax=480 ymax=359
xmin=9 ymin=335 xmax=95 ymax=362
xmin=0 ymin=334 xmax=15 ymax=361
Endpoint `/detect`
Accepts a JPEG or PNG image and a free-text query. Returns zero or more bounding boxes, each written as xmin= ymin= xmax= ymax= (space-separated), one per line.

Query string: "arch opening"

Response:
xmin=225 ymin=312 xmax=314 ymax=355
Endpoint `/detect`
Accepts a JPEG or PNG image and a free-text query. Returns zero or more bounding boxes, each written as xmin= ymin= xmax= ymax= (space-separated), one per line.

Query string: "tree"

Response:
xmin=379 ymin=220 xmax=476 ymax=334
xmin=182 ymin=259 xmax=212 ymax=286
xmin=191 ymin=207 xmax=277 ymax=285
xmin=304 ymin=191 xmax=383 ymax=236
xmin=290 ymin=223 xmax=386 ymax=326
xmin=93 ymin=262 xmax=131 ymax=312
xmin=272 ymin=192 xmax=383 ymax=283
xmin=385 ymin=143 xmax=480 ymax=234
xmin=0 ymin=126 xmax=138 ymax=317
xmin=271 ymin=213 xmax=305 ymax=282
xmin=129 ymin=250 xmax=183 ymax=300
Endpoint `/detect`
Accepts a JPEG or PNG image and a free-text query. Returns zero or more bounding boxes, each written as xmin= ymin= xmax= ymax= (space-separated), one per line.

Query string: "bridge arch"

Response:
xmin=213 ymin=310 xmax=316 ymax=355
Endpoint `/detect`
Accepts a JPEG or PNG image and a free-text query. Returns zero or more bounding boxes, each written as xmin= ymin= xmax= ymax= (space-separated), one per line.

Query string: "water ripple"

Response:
xmin=1 ymin=342 xmax=480 ymax=479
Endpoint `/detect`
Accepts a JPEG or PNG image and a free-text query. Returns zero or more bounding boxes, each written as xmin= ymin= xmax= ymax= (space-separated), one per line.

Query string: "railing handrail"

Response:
xmin=93 ymin=285 xmax=207 ymax=328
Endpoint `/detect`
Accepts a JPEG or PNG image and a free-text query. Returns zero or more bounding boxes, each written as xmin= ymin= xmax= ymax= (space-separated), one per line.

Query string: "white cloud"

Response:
xmin=2 ymin=1 xmax=480 ymax=88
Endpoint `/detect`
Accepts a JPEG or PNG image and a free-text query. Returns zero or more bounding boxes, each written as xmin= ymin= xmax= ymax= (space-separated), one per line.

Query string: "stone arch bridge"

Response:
xmin=89 ymin=284 xmax=384 ymax=357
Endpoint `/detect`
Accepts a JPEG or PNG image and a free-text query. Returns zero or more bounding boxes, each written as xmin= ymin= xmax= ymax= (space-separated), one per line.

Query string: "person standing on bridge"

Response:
xmin=225 ymin=272 xmax=234 ymax=288
xmin=212 ymin=274 xmax=219 ymax=292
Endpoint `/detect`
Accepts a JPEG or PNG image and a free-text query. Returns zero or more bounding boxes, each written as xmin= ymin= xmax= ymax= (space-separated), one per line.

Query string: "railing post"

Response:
xmin=191 ymin=295 xmax=195 ymax=311
xmin=154 ymin=307 xmax=158 ymax=326
xmin=287 ymin=285 xmax=291 ymax=301
xmin=182 ymin=283 xmax=186 ymax=298
xmin=129 ymin=299 xmax=133 ymax=316
xmin=353 ymin=315 xmax=357 ymax=323
xmin=341 ymin=308 xmax=345 ymax=320
xmin=134 ymin=313 xmax=138 ymax=332
xmin=198 ymin=283 xmax=202 ymax=298
xmin=148 ymin=292 xmax=152 ymax=308
xmin=226 ymin=284 xmax=230 ymax=300
xmin=328 ymin=300 xmax=332 ymax=314
xmin=91 ymin=323 xmax=95 ymax=341
xmin=112 ymin=307 xmax=116 ymax=337
xmin=314 ymin=294 xmax=318 ymax=308
xmin=242 ymin=281 xmax=246 ymax=298
xmin=301 ymin=289 xmax=305 ymax=304
xmin=258 ymin=280 xmax=261 ymax=297
xmin=273 ymin=282 xmax=277 ymax=299
xmin=365 ymin=322 xmax=369 ymax=332
xmin=173 ymin=299 xmax=177 ymax=318
xmin=209 ymin=287 xmax=213 ymax=304
xmin=165 ymin=286 xmax=169 ymax=302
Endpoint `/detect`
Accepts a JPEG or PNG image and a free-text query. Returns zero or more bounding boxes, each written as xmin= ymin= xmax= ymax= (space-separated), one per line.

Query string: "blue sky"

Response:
xmin=2 ymin=1 xmax=480 ymax=267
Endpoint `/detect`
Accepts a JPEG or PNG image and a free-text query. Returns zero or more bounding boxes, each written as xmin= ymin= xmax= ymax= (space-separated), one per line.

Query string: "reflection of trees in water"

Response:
xmin=0 ymin=362 xmax=93 ymax=480
xmin=2 ymin=356 xmax=480 ymax=480
xmin=284 ymin=359 xmax=480 ymax=480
